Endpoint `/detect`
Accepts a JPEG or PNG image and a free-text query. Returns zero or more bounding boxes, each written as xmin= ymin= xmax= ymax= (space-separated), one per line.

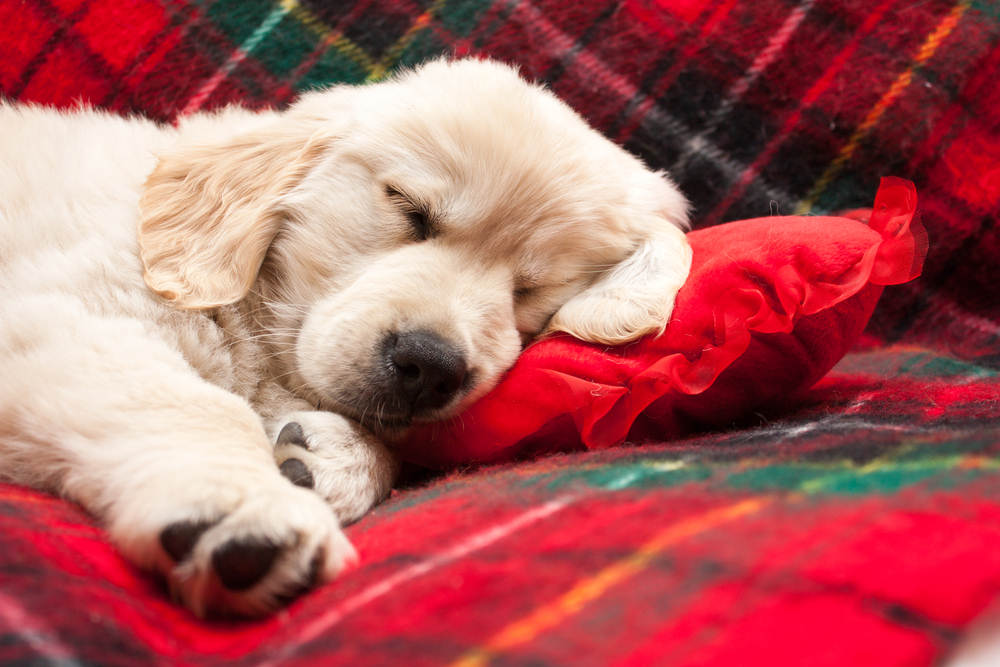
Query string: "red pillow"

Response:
xmin=397 ymin=178 xmax=928 ymax=469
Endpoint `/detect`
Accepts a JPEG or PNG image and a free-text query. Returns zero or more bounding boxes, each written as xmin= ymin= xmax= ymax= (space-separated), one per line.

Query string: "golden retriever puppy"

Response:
xmin=0 ymin=58 xmax=690 ymax=616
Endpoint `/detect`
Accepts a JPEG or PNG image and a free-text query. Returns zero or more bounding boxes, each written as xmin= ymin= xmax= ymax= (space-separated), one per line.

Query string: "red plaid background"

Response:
xmin=2 ymin=0 xmax=1000 ymax=665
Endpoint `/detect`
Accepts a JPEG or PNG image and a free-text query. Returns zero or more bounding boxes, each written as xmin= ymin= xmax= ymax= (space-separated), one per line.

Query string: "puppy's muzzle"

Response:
xmin=384 ymin=331 xmax=468 ymax=413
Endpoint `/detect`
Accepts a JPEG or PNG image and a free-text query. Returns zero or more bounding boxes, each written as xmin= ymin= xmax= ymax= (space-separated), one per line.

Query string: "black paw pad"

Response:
xmin=161 ymin=518 xmax=220 ymax=562
xmin=211 ymin=537 xmax=282 ymax=591
xmin=280 ymin=458 xmax=314 ymax=489
xmin=277 ymin=422 xmax=309 ymax=449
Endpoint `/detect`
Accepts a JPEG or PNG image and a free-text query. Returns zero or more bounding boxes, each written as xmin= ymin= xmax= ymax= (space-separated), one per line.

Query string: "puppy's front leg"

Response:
xmin=0 ymin=311 xmax=351 ymax=617
xmin=267 ymin=410 xmax=400 ymax=525
xmin=253 ymin=380 xmax=399 ymax=523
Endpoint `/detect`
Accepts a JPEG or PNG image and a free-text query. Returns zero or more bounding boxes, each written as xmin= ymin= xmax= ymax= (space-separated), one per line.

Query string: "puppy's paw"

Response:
xmin=272 ymin=412 xmax=399 ymax=524
xmin=129 ymin=481 xmax=353 ymax=617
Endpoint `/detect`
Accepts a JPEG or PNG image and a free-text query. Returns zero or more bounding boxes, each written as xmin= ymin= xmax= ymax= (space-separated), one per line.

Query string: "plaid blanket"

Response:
xmin=2 ymin=0 xmax=1000 ymax=665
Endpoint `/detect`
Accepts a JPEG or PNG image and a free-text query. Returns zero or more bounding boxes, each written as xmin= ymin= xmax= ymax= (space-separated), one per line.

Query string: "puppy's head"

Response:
xmin=138 ymin=58 xmax=690 ymax=438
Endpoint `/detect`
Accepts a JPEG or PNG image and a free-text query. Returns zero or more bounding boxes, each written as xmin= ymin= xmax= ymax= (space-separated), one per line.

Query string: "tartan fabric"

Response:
xmin=2 ymin=0 xmax=1000 ymax=665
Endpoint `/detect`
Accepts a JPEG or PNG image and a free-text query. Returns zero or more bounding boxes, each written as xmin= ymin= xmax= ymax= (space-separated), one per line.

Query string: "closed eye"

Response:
xmin=386 ymin=186 xmax=434 ymax=242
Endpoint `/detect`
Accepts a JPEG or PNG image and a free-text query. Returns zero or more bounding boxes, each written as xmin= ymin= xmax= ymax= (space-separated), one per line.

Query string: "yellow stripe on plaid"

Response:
xmin=797 ymin=452 xmax=1000 ymax=494
xmin=282 ymin=0 xmax=448 ymax=83
xmin=367 ymin=0 xmax=449 ymax=81
xmin=795 ymin=0 xmax=971 ymax=214
xmin=283 ymin=0 xmax=376 ymax=72
xmin=450 ymin=497 xmax=772 ymax=667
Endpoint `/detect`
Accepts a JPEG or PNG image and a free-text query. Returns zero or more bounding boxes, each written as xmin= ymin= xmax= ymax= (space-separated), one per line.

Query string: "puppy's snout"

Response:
xmin=387 ymin=331 xmax=467 ymax=412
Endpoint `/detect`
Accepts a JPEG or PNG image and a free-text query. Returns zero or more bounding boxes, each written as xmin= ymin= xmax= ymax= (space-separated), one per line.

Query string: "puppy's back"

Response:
xmin=0 ymin=104 xmax=173 ymax=268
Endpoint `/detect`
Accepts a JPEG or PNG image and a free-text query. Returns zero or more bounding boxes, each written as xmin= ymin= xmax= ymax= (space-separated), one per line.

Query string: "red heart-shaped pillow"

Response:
xmin=397 ymin=178 xmax=928 ymax=468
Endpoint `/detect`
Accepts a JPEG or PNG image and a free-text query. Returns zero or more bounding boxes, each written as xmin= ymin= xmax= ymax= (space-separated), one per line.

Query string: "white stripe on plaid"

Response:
xmin=509 ymin=0 xmax=797 ymax=209
xmin=672 ymin=0 xmax=814 ymax=176
xmin=0 ymin=590 xmax=82 ymax=667
xmin=255 ymin=494 xmax=576 ymax=667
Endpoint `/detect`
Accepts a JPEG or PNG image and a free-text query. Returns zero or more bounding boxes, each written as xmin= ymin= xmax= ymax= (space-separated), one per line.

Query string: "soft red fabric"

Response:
xmin=398 ymin=178 xmax=928 ymax=469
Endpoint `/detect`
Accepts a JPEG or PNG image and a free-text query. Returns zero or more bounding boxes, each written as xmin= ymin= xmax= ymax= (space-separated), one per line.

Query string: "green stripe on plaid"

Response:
xmin=205 ymin=0 xmax=464 ymax=89
xmin=253 ymin=12 xmax=319 ymax=78
xmin=523 ymin=438 xmax=1000 ymax=496
xmin=440 ymin=0 xmax=494 ymax=36
xmin=205 ymin=0 xmax=282 ymax=46
xmin=298 ymin=44 xmax=372 ymax=87
xmin=835 ymin=346 xmax=1000 ymax=379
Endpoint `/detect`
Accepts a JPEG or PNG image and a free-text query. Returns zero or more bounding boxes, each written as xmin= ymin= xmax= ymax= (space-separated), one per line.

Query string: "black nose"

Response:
xmin=387 ymin=331 xmax=468 ymax=412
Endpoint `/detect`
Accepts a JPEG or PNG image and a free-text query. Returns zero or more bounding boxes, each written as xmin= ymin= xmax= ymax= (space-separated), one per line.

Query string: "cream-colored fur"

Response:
xmin=0 ymin=58 xmax=690 ymax=617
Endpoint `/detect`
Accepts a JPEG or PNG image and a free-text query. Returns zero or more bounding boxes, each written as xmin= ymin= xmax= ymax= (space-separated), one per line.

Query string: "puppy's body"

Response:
xmin=0 ymin=59 xmax=690 ymax=616
xmin=0 ymin=107 xmax=349 ymax=616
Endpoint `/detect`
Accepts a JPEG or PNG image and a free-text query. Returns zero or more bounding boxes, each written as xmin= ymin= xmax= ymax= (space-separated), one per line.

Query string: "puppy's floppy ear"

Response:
xmin=547 ymin=220 xmax=692 ymax=345
xmin=138 ymin=119 xmax=332 ymax=309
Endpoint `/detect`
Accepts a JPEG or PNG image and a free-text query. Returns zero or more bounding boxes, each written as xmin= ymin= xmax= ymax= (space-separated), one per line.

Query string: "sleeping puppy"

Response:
xmin=0 ymin=58 xmax=690 ymax=616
